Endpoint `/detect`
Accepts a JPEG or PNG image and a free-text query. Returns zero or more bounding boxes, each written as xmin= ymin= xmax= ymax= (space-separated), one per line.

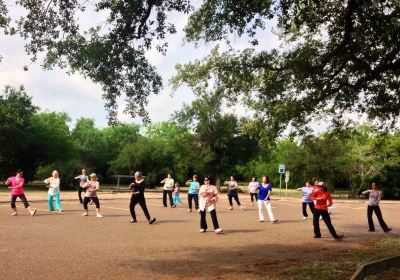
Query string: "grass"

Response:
xmin=281 ymin=237 xmax=400 ymax=280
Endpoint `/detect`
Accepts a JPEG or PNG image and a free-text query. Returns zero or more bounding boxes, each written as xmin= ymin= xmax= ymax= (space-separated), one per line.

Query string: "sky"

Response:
xmin=0 ymin=3 xmax=283 ymax=129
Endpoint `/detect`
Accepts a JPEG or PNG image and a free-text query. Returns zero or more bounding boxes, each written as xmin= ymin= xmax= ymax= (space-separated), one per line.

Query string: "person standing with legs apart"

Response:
xmin=199 ymin=177 xmax=223 ymax=233
xmin=129 ymin=171 xmax=156 ymax=224
xmin=172 ymin=182 xmax=184 ymax=208
xmin=81 ymin=173 xmax=103 ymax=218
xmin=257 ymin=176 xmax=278 ymax=223
xmin=297 ymin=181 xmax=314 ymax=220
xmin=161 ymin=173 xmax=174 ymax=208
xmin=311 ymin=182 xmax=343 ymax=240
xmin=248 ymin=177 xmax=259 ymax=206
xmin=5 ymin=169 xmax=36 ymax=216
xmin=75 ymin=169 xmax=88 ymax=204
xmin=224 ymin=176 xmax=245 ymax=210
xmin=362 ymin=182 xmax=392 ymax=233
xmin=186 ymin=175 xmax=200 ymax=212
xmin=44 ymin=170 xmax=63 ymax=212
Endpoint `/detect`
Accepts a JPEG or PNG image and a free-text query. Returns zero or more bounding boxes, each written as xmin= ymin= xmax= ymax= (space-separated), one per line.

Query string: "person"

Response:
xmin=81 ymin=173 xmax=103 ymax=218
xmin=224 ymin=176 xmax=245 ymax=210
xmin=311 ymin=182 xmax=343 ymax=240
xmin=75 ymin=169 xmax=88 ymax=204
xmin=248 ymin=176 xmax=259 ymax=206
xmin=297 ymin=181 xmax=314 ymax=220
xmin=172 ymin=182 xmax=184 ymax=208
xmin=128 ymin=171 xmax=156 ymax=224
xmin=186 ymin=175 xmax=200 ymax=212
xmin=362 ymin=182 xmax=392 ymax=233
xmin=160 ymin=173 xmax=174 ymax=208
xmin=44 ymin=170 xmax=63 ymax=212
xmin=5 ymin=169 xmax=36 ymax=216
xmin=257 ymin=176 xmax=278 ymax=223
xmin=199 ymin=177 xmax=223 ymax=233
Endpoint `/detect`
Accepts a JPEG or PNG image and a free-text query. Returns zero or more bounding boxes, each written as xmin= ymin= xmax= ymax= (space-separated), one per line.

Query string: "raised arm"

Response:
xmin=362 ymin=190 xmax=371 ymax=195
xmin=186 ymin=180 xmax=191 ymax=186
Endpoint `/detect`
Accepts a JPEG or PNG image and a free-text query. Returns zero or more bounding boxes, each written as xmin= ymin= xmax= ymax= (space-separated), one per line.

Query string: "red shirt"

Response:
xmin=311 ymin=191 xmax=333 ymax=211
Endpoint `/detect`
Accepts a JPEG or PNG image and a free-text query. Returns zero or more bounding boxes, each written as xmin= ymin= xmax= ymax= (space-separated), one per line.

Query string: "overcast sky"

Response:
xmin=0 ymin=4 xmax=280 ymax=128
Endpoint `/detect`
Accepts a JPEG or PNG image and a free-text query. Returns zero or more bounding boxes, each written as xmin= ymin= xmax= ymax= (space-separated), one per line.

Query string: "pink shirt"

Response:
xmin=10 ymin=176 xmax=25 ymax=195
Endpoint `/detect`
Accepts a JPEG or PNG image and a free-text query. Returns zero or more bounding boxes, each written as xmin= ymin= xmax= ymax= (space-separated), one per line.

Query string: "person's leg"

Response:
xmin=250 ymin=193 xmax=254 ymax=203
xmin=321 ymin=210 xmax=339 ymax=239
xmin=162 ymin=190 xmax=167 ymax=207
xmin=19 ymin=195 xmax=35 ymax=216
xmin=228 ymin=195 xmax=233 ymax=207
xmin=55 ymin=194 xmax=62 ymax=211
xmin=367 ymin=205 xmax=375 ymax=231
xmin=308 ymin=202 xmax=315 ymax=214
xmin=233 ymin=194 xmax=241 ymax=206
xmin=173 ymin=194 xmax=177 ymax=205
xmin=168 ymin=191 xmax=173 ymax=207
xmin=48 ymin=194 xmax=54 ymax=211
xmin=373 ymin=206 xmax=389 ymax=232
xmin=313 ymin=210 xmax=321 ymax=237
xmin=188 ymin=194 xmax=193 ymax=210
xmin=302 ymin=202 xmax=308 ymax=217
xmin=82 ymin=197 xmax=89 ymax=215
xmin=194 ymin=194 xmax=199 ymax=210
xmin=138 ymin=198 xmax=151 ymax=221
xmin=257 ymin=200 xmax=264 ymax=221
xmin=265 ymin=200 xmax=276 ymax=222
xmin=200 ymin=209 xmax=207 ymax=230
xmin=129 ymin=198 xmax=138 ymax=221
xmin=10 ymin=195 xmax=17 ymax=214
xmin=209 ymin=209 xmax=220 ymax=230
xmin=78 ymin=187 xmax=84 ymax=204
xmin=177 ymin=195 xmax=183 ymax=205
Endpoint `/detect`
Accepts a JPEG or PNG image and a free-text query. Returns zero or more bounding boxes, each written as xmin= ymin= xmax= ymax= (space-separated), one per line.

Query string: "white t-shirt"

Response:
xmin=162 ymin=178 xmax=175 ymax=191
xmin=44 ymin=177 xmax=60 ymax=196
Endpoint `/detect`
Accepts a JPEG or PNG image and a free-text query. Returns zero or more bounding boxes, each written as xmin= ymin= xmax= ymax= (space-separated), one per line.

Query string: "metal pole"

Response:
xmin=117 ymin=176 xmax=120 ymax=191
xmin=286 ymin=181 xmax=288 ymax=197
xmin=279 ymin=173 xmax=282 ymax=199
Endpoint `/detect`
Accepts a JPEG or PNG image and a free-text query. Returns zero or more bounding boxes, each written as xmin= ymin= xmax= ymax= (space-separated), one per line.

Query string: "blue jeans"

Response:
xmin=48 ymin=194 xmax=62 ymax=211
xmin=173 ymin=194 xmax=183 ymax=205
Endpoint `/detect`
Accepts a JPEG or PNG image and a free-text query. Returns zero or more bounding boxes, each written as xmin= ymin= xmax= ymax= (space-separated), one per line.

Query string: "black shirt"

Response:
xmin=129 ymin=180 xmax=145 ymax=199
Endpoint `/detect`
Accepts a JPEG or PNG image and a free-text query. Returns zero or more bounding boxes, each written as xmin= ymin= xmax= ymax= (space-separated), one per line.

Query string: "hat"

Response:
xmin=317 ymin=182 xmax=324 ymax=186
xmin=89 ymin=173 xmax=97 ymax=178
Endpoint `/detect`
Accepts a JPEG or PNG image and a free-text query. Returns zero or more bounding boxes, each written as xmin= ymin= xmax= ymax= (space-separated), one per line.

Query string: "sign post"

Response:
xmin=285 ymin=171 xmax=290 ymax=196
xmin=278 ymin=164 xmax=285 ymax=199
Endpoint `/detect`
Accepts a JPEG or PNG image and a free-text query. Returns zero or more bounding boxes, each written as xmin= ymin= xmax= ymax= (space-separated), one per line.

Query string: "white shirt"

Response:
xmin=44 ymin=177 xmax=60 ymax=196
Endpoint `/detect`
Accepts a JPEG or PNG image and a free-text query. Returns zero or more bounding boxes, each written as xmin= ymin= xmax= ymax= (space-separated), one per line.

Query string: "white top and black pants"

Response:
xmin=365 ymin=191 xmax=390 ymax=232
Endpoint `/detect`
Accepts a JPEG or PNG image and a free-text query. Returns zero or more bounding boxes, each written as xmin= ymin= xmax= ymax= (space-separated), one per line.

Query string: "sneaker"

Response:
xmin=96 ymin=214 xmax=103 ymax=218
xmin=385 ymin=228 xmax=392 ymax=233
xmin=199 ymin=229 xmax=206 ymax=233
xmin=82 ymin=212 xmax=88 ymax=216
xmin=149 ymin=218 xmax=156 ymax=224
xmin=58 ymin=209 xmax=63 ymax=213
xmin=214 ymin=228 xmax=223 ymax=234
xmin=10 ymin=212 xmax=18 ymax=216
xmin=130 ymin=219 xmax=137 ymax=223
xmin=303 ymin=216 xmax=308 ymax=220
xmin=229 ymin=206 xmax=233 ymax=210
xmin=368 ymin=229 xmax=375 ymax=232
xmin=240 ymin=206 xmax=245 ymax=211
xmin=172 ymin=204 xmax=176 ymax=208
xmin=30 ymin=209 xmax=37 ymax=216
xmin=259 ymin=220 xmax=264 ymax=223
xmin=335 ymin=234 xmax=344 ymax=241
xmin=188 ymin=209 xmax=192 ymax=212
xmin=272 ymin=219 xmax=278 ymax=224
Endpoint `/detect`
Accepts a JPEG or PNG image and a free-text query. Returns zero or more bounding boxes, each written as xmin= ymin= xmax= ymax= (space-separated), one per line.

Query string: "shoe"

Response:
xmin=303 ymin=216 xmax=308 ymax=220
xmin=335 ymin=234 xmax=344 ymax=241
xmin=259 ymin=220 xmax=264 ymax=223
xmin=31 ymin=209 xmax=37 ymax=216
xmin=199 ymin=229 xmax=206 ymax=233
xmin=130 ymin=219 xmax=137 ymax=223
xmin=188 ymin=209 xmax=192 ymax=212
xmin=82 ymin=212 xmax=88 ymax=216
xmin=368 ymin=229 xmax=375 ymax=232
xmin=96 ymin=214 xmax=103 ymax=218
xmin=313 ymin=236 xmax=321 ymax=239
xmin=58 ymin=209 xmax=63 ymax=213
xmin=214 ymin=228 xmax=223 ymax=234
xmin=172 ymin=204 xmax=176 ymax=208
xmin=240 ymin=206 xmax=245 ymax=211
xmin=10 ymin=212 xmax=18 ymax=216
xmin=385 ymin=228 xmax=392 ymax=233
xmin=149 ymin=218 xmax=156 ymax=224
xmin=272 ymin=219 xmax=278 ymax=224
xmin=229 ymin=206 xmax=233 ymax=210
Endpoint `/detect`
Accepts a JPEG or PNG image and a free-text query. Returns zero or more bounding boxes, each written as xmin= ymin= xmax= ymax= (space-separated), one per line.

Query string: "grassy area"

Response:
xmin=279 ymin=237 xmax=400 ymax=280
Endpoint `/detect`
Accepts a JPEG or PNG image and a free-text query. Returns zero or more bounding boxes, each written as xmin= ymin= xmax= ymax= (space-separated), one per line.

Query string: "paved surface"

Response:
xmin=0 ymin=192 xmax=399 ymax=280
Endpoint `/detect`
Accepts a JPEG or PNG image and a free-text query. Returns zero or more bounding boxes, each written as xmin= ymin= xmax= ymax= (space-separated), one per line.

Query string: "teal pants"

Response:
xmin=173 ymin=194 xmax=183 ymax=205
xmin=48 ymin=194 xmax=62 ymax=211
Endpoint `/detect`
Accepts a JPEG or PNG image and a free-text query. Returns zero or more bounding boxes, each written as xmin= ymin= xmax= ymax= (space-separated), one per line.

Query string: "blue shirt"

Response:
xmin=188 ymin=182 xmax=200 ymax=194
xmin=258 ymin=183 xmax=272 ymax=200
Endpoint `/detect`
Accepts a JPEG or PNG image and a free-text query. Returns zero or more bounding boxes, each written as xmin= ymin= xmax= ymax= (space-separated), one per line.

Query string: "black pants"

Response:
xmin=302 ymin=202 xmax=315 ymax=217
xmin=228 ymin=194 xmax=241 ymax=206
xmin=188 ymin=194 xmax=199 ymax=210
xmin=130 ymin=197 xmax=151 ymax=221
xmin=200 ymin=209 xmax=220 ymax=230
xmin=11 ymin=194 xmax=30 ymax=208
xmin=163 ymin=190 xmax=173 ymax=207
xmin=313 ymin=209 xmax=339 ymax=239
xmin=78 ymin=187 xmax=86 ymax=204
xmin=250 ymin=193 xmax=258 ymax=202
xmin=367 ymin=205 xmax=389 ymax=231
xmin=83 ymin=197 xmax=100 ymax=209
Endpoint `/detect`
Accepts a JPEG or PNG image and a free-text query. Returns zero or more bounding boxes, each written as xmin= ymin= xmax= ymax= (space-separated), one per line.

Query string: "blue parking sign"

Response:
xmin=279 ymin=164 xmax=285 ymax=174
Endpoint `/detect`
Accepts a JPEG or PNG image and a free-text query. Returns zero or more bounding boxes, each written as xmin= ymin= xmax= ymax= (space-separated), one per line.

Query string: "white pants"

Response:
xmin=258 ymin=200 xmax=275 ymax=222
